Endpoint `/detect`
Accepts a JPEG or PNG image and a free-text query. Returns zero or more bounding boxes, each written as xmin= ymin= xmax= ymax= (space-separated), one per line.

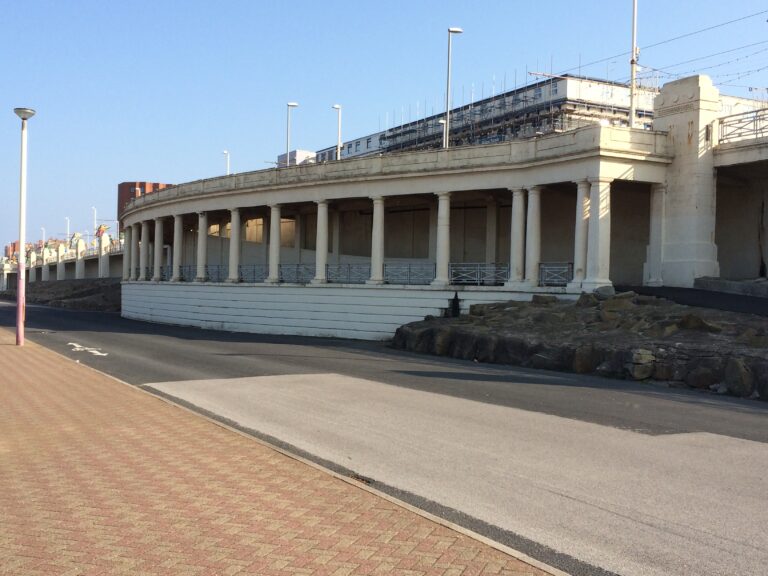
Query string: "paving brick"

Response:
xmin=0 ymin=329 xmax=551 ymax=576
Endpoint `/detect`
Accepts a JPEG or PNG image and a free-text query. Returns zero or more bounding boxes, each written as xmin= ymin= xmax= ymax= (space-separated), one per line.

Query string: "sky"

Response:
xmin=2 ymin=0 xmax=767 ymax=248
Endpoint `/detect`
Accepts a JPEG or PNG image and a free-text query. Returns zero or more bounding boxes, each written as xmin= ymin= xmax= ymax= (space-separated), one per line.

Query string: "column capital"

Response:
xmin=269 ymin=203 xmax=282 ymax=209
xmin=526 ymin=185 xmax=543 ymax=195
xmin=510 ymin=187 xmax=525 ymax=195
xmin=316 ymin=199 xmax=328 ymax=206
xmin=588 ymin=176 xmax=614 ymax=186
xmin=154 ymin=216 xmax=164 ymax=223
xmin=651 ymin=182 xmax=667 ymax=193
xmin=369 ymin=195 xmax=385 ymax=203
xmin=229 ymin=206 xmax=240 ymax=213
xmin=434 ymin=191 xmax=451 ymax=199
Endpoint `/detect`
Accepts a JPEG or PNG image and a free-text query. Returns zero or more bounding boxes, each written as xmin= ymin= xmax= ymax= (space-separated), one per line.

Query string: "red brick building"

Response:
xmin=117 ymin=182 xmax=172 ymax=219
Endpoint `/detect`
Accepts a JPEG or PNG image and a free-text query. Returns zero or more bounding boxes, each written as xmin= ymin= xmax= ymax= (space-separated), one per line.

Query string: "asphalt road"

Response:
xmin=3 ymin=302 xmax=767 ymax=576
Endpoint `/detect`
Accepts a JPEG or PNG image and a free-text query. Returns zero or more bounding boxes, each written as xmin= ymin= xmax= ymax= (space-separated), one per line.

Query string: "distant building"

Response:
xmin=276 ymin=150 xmax=316 ymax=168
xmin=117 ymin=182 xmax=172 ymax=219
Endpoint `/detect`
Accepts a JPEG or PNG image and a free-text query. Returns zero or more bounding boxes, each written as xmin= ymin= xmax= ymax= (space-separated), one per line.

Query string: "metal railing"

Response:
xmin=179 ymin=265 xmax=196 ymax=282
xmin=449 ymin=263 xmax=509 ymax=286
xmin=279 ymin=264 xmax=315 ymax=283
xmin=719 ymin=108 xmax=768 ymax=144
xmin=159 ymin=266 xmax=172 ymax=281
xmin=327 ymin=263 xmax=370 ymax=284
xmin=384 ymin=263 xmax=435 ymax=285
xmin=539 ymin=262 xmax=573 ymax=287
xmin=205 ymin=265 xmax=228 ymax=282
xmin=239 ymin=264 xmax=269 ymax=283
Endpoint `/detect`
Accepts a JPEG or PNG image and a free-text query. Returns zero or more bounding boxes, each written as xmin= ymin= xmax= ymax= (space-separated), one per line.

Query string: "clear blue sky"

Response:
xmin=2 ymin=0 xmax=767 ymax=247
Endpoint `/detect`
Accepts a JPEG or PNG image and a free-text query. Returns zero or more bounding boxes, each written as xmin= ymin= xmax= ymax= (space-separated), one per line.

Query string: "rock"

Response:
xmin=677 ymin=314 xmax=722 ymax=333
xmin=724 ymin=357 xmax=754 ymax=397
xmin=614 ymin=291 xmax=636 ymax=300
xmin=575 ymin=292 xmax=599 ymax=307
xmin=593 ymin=285 xmax=616 ymax=300
xmin=624 ymin=348 xmax=655 ymax=380
xmin=600 ymin=297 xmax=634 ymax=311
xmin=752 ymin=362 xmax=768 ymax=401
xmin=686 ymin=366 xmax=718 ymax=389
xmin=633 ymin=295 xmax=662 ymax=306
xmin=531 ymin=294 xmax=558 ymax=306
xmin=573 ymin=345 xmax=600 ymax=373
xmin=595 ymin=350 xmax=624 ymax=378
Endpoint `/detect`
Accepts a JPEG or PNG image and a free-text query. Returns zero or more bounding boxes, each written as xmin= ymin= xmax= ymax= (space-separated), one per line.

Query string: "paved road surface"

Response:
xmin=3 ymin=302 xmax=767 ymax=576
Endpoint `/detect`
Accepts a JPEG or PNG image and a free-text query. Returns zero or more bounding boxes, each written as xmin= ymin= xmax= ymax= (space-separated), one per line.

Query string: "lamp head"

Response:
xmin=287 ymin=102 xmax=299 ymax=108
xmin=448 ymin=27 xmax=463 ymax=34
xmin=14 ymin=108 xmax=35 ymax=120
xmin=332 ymin=104 xmax=341 ymax=110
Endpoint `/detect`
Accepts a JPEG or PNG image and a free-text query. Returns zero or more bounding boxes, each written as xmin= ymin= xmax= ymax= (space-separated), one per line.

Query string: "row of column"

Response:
xmin=123 ymin=179 xmax=631 ymax=290
xmin=123 ymin=192 xmax=456 ymax=286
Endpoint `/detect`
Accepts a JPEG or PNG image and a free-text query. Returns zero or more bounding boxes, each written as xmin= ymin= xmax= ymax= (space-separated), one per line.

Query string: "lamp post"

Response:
xmin=65 ymin=216 xmax=70 ymax=240
xmin=444 ymin=27 xmax=463 ymax=149
xmin=92 ymin=206 xmax=97 ymax=240
xmin=332 ymin=104 xmax=342 ymax=160
xmin=286 ymin=102 xmax=298 ymax=167
xmin=14 ymin=107 xmax=35 ymax=346
xmin=41 ymin=227 xmax=45 ymax=247
xmin=223 ymin=149 xmax=230 ymax=175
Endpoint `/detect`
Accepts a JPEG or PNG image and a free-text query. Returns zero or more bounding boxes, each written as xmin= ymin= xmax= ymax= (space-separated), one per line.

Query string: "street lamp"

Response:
xmin=332 ymin=104 xmax=342 ymax=161
xmin=223 ymin=149 xmax=230 ymax=175
xmin=92 ymin=206 xmax=97 ymax=238
xmin=65 ymin=216 xmax=70 ymax=240
xmin=286 ymin=102 xmax=298 ymax=167
xmin=444 ymin=27 xmax=463 ymax=149
xmin=14 ymin=106 xmax=35 ymax=346
xmin=41 ymin=227 xmax=46 ymax=247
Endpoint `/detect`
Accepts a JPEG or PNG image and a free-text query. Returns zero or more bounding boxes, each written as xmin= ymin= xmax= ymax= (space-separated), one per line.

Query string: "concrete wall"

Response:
xmin=122 ymin=282 xmax=570 ymax=341
xmin=716 ymin=179 xmax=768 ymax=279
xmin=541 ymin=187 xmax=575 ymax=263
xmin=611 ymin=183 xmax=650 ymax=286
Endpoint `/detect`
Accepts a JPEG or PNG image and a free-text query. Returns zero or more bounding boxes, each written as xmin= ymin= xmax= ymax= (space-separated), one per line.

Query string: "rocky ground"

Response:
xmin=0 ymin=278 xmax=121 ymax=312
xmin=393 ymin=291 xmax=768 ymax=400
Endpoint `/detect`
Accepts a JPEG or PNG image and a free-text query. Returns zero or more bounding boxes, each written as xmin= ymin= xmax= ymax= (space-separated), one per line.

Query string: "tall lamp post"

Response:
xmin=92 ymin=206 xmax=97 ymax=242
xmin=286 ymin=102 xmax=299 ymax=167
xmin=65 ymin=216 xmax=70 ymax=240
xmin=41 ymin=227 xmax=46 ymax=248
xmin=223 ymin=149 xmax=230 ymax=175
xmin=443 ymin=27 xmax=463 ymax=149
xmin=14 ymin=107 xmax=35 ymax=346
xmin=332 ymin=104 xmax=342 ymax=160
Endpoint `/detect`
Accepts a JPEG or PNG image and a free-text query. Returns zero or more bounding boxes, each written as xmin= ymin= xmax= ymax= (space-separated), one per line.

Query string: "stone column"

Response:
xmin=227 ymin=208 xmax=241 ymax=282
xmin=57 ymin=245 xmax=66 ymax=281
xmin=266 ymin=204 xmax=281 ymax=283
xmin=151 ymin=218 xmax=164 ymax=281
xmin=75 ymin=239 xmax=86 ymax=280
xmin=567 ymin=180 xmax=591 ymax=292
xmin=431 ymin=192 xmax=451 ymax=287
xmin=505 ymin=188 xmax=526 ymax=287
xmin=139 ymin=221 xmax=150 ymax=281
xmin=122 ymin=225 xmax=131 ymax=281
xmin=294 ymin=212 xmax=302 ymax=263
xmin=523 ymin=186 xmax=542 ymax=287
xmin=130 ymin=223 xmax=140 ymax=281
xmin=41 ymin=251 xmax=50 ymax=282
xmin=582 ymin=177 xmax=614 ymax=291
xmin=645 ymin=183 xmax=666 ymax=286
xmin=367 ymin=196 xmax=385 ymax=284
xmin=28 ymin=252 xmax=37 ymax=283
xmin=313 ymin=201 xmax=329 ymax=284
xmin=172 ymin=214 xmax=183 ymax=281
xmin=485 ymin=199 xmax=497 ymax=264
xmin=195 ymin=212 xmax=208 ymax=282
xmin=428 ymin=200 xmax=438 ymax=261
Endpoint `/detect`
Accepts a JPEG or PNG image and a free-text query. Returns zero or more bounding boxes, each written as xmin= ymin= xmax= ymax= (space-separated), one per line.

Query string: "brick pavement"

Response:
xmin=0 ymin=329 xmax=552 ymax=576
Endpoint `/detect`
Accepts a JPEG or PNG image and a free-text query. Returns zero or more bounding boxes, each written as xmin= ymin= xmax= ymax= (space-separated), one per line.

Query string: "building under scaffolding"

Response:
xmin=314 ymin=75 xmax=657 ymax=162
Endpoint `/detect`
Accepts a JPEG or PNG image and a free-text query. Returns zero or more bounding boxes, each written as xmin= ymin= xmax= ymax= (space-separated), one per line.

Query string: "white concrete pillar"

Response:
xmin=505 ymin=188 xmax=526 ymax=287
xmin=567 ymin=180 xmax=591 ymax=292
xmin=485 ymin=199 xmax=498 ymax=264
xmin=523 ymin=186 xmax=542 ymax=287
xmin=122 ymin=225 xmax=131 ymax=281
xmin=313 ymin=201 xmax=329 ymax=284
xmin=57 ymin=245 xmax=66 ymax=281
xmin=172 ymin=214 xmax=183 ymax=281
xmin=368 ymin=196 xmax=385 ymax=284
xmin=41 ymin=251 xmax=50 ymax=282
xmin=294 ymin=212 xmax=302 ymax=263
xmin=138 ymin=221 xmax=150 ymax=281
xmin=583 ymin=177 xmax=614 ymax=291
xmin=75 ymin=239 xmax=86 ymax=280
xmin=227 ymin=208 xmax=241 ymax=282
xmin=645 ymin=183 xmax=666 ymax=286
xmin=428 ymin=201 xmax=438 ymax=261
xmin=28 ymin=252 xmax=37 ymax=283
xmin=432 ymin=192 xmax=451 ymax=287
xmin=331 ymin=209 xmax=341 ymax=264
xmin=99 ymin=233 xmax=110 ymax=279
xmin=195 ymin=212 xmax=208 ymax=282
xmin=152 ymin=218 xmax=164 ymax=281
xmin=266 ymin=204 xmax=281 ymax=283
xmin=130 ymin=223 xmax=140 ymax=281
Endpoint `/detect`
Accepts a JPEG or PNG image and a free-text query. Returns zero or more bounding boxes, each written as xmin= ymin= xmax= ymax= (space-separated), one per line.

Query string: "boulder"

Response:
xmin=575 ymin=292 xmax=599 ymax=307
xmin=593 ymin=285 xmax=616 ymax=300
xmin=531 ymin=294 xmax=558 ymax=306
xmin=686 ymin=366 xmax=719 ymax=389
xmin=677 ymin=314 xmax=722 ymax=333
xmin=724 ymin=358 xmax=754 ymax=397
xmin=624 ymin=348 xmax=656 ymax=380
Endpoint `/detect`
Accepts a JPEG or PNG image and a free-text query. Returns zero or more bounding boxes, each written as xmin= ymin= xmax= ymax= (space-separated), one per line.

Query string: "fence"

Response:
xmin=449 ymin=263 xmax=509 ymax=286
xmin=719 ymin=109 xmax=768 ymax=144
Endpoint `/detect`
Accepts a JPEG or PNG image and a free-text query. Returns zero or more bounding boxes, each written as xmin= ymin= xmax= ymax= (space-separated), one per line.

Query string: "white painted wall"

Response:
xmin=122 ymin=282 xmax=572 ymax=341
xmin=716 ymin=179 xmax=768 ymax=279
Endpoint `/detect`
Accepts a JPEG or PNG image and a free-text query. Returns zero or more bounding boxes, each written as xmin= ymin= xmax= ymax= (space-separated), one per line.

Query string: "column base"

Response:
xmin=366 ymin=279 xmax=385 ymax=285
xmin=226 ymin=277 xmax=241 ymax=283
xmin=170 ymin=277 xmax=181 ymax=282
xmin=264 ymin=277 xmax=279 ymax=284
xmin=310 ymin=278 xmax=327 ymax=285
xmin=151 ymin=276 xmax=161 ymax=283
xmin=565 ymin=280 xmax=584 ymax=293
xmin=430 ymin=279 xmax=449 ymax=288
xmin=194 ymin=277 xmax=207 ymax=283
xmin=645 ymin=278 xmax=663 ymax=287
